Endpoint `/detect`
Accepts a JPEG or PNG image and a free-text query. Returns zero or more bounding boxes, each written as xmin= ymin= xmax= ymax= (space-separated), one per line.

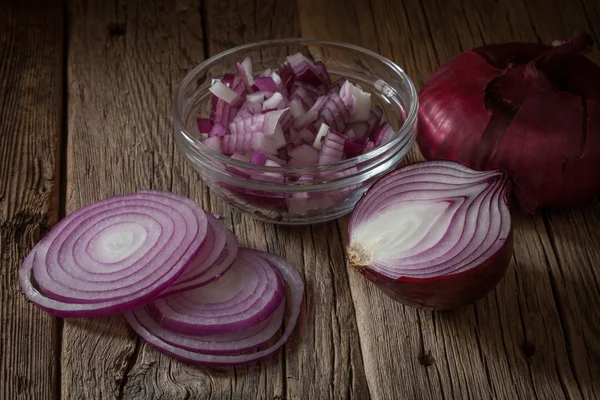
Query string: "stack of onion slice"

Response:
xmin=19 ymin=190 xmax=304 ymax=366
xmin=126 ymin=250 xmax=304 ymax=366
xmin=347 ymin=161 xmax=513 ymax=310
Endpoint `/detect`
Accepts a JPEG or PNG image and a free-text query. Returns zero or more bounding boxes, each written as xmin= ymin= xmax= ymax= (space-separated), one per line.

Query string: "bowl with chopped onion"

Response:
xmin=173 ymin=38 xmax=418 ymax=224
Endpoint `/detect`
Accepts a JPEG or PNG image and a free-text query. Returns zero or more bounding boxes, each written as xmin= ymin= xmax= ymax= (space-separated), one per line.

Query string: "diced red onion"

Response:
xmin=288 ymin=144 xmax=320 ymax=167
xmin=231 ymin=152 xmax=251 ymax=163
xmin=209 ymin=122 xmax=227 ymax=138
xmin=344 ymin=137 xmax=372 ymax=158
xmin=210 ymin=81 xmax=243 ymax=107
xmin=340 ymin=81 xmax=371 ymax=122
xmin=254 ymin=76 xmax=280 ymax=93
xmin=289 ymin=98 xmax=307 ymax=118
xmin=251 ymin=151 xmax=269 ymax=165
xmin=236 ymin=57 xmax=254 ymax=92
xmin=203 ymin=136 xmax=222 ymax=153
xmin=373 ymin=122 xmax=394 ymax=147
xmin=292 ymin=96 xmax=327 ymax=130
xmin=196 ymin=53 xmax=407 ymax=217
xmin=263 ymin=92 xmax=285 ymax=110
xmin=312 ymin=123 xmax=330 ymax=150
xmin=246 ymin=92 xmax=264 ymax=104
xmin=222 ymin=132 xmax=278 ymax=155
xmin=318 ymin=130 xmax=345 ymax=165
xmin=313 ymin=60 xmax=331 ymax=87
xmin=329 ymin=78 xmax=347 ymax=94
xmin=197 ymin=118 xmax=213 ymax=135
xmin=297 ymin=125 xmax=317 ymax=144
xmin=222 ymin=73 xmax=236 ymax=87
xmin=285 ymin=53 xmax=329 ymax=87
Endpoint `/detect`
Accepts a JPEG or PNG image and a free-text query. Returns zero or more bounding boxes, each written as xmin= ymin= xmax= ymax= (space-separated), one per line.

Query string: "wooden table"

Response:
xmin=2 ymin=0 xmax=599 ymax=399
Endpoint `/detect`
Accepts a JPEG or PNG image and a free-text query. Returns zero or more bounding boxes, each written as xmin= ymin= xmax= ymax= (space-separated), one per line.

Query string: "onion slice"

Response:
xmin=127 ymin=298 xmax=285 ymax=355
xmin=150 ymin=248 xmax=285 ymax=335
xmin=159 ymin=213 xmax=239 ymax=297
xmin=125 ymin=249 xmax=304 ymax=366
xmin=347 ymin=161 xmax=512 ymax=310
xmin=19 ymin=191 xmax=208 ymax=317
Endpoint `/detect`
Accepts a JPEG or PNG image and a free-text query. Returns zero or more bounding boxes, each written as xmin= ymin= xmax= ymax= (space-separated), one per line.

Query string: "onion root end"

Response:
xmin=347 ymin=243 xmax=370 ymax=270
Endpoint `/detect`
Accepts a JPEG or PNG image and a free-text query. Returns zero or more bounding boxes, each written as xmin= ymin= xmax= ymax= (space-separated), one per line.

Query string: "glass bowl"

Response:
xmin=173 ymin=38 xmax=418 ymax=225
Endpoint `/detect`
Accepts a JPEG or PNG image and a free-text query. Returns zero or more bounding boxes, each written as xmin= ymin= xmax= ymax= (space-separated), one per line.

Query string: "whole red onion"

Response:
xmin=418 ymin=31 xmax=600 ymax=214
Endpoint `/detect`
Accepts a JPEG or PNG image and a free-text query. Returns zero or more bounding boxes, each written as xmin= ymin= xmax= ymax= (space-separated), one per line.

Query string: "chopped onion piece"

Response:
xmin=313 ymin=123 xmax=330 ymax=150
xmin=246 ymin=92 xmax=265 ymax=104
xmin=263 ymin=92 xmax=285 ymax=110
xmin=209 ymin=81 xmax=243 ymax=106
xmin=124 ymin=250 xmax=304 ymax=366
xmin=340 ymin=80 xmax=371 ymax=122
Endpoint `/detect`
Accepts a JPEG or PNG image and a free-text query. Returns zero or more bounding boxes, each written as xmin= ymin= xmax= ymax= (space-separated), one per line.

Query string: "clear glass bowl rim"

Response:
xmin=173 ymin=37 xmax=419 ymax=174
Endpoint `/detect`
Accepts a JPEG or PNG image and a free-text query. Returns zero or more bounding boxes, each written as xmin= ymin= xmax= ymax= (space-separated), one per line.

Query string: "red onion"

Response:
xmin=347 ymin=161 xmax=512 ymax=310
xmin=418 ymin=31 xmax=600 ymax=214
xmin=124 ymin=249 xmax=304 ymax=366
xmin=19 ymin=191 xmax=208 ymax=317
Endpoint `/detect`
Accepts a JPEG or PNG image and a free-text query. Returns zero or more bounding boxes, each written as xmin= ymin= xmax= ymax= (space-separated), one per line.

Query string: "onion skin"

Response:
xmin=418 ymin=31 xmax=600 ymax=214
xmin=355 ymin=230 xmax=513 ymax=310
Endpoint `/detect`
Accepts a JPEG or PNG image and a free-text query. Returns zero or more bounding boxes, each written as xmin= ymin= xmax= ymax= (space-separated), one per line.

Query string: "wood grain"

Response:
xmin=297 ymin=0 xmax=600 ymax=399
xmin=0 ymin=1 xmax=64 ymax=399
xmin=2 ymin=0 xmax=599 ymax=399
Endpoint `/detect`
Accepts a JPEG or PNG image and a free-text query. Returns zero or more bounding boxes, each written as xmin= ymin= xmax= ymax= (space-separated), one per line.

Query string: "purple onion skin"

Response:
xmin=417 ymin=31 xmax=600 ymax=214
xmin=356 ymin=230 xmax=513 ymax=310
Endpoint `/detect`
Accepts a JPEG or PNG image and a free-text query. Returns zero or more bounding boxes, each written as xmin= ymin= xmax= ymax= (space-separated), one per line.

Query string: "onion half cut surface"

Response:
xmin=347 ymin=161 xmax=512 ymax=310
xmin=19 ymin=191 xmax=208 ymax=317
xmin=125 ymin=249 xmax=304 ymax=366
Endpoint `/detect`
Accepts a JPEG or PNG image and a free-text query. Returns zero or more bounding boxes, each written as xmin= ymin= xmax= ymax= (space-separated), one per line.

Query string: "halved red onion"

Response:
xmin=19 ymin=191 xmax=208 ymax=317
xmin=347 ymin=161 xmax=513 ymax=310
xmin=125 ymin=250 xmax=304 ymax=366
xmin=150 ymin=248 xmax=285 ymax=335
xmin=159 ymin=213 xmax=238 ymax=297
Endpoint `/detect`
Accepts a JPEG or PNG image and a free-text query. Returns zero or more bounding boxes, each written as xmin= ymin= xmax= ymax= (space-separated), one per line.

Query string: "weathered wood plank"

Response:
xmin=297 ymin=0 xmax=600 ymax=399
xmin=63 ymin=1 xmax=212 ymax=399
xmin=0 ymin=1 xmax=64 ymax=399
